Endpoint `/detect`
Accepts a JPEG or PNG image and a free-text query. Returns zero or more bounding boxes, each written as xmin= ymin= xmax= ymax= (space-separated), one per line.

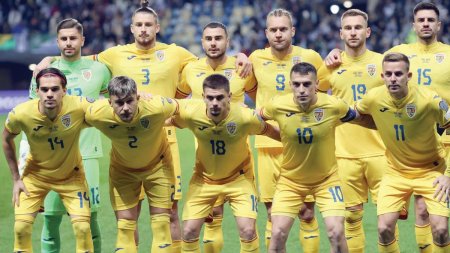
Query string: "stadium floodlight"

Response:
xmin=330 ymin=4 xmax=340 ymax=14
xmin=343 ymin=0 xmax=353 ymax=8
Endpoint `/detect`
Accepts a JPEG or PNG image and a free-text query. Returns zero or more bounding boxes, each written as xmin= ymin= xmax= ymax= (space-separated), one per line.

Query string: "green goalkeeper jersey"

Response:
xmin=29 ymin=58 xmax=111 ymax=159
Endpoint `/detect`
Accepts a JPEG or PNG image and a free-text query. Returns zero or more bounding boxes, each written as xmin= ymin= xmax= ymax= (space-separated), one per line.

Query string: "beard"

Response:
xmin=205 ymin=50 xmax=226 ymax=60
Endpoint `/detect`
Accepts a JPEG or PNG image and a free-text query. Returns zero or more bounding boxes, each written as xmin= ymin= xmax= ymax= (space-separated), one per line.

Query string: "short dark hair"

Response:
xmin=203 ymin=22 xmax=228 ymax=37
xmin=383 ymin=53 xmax=410 ymax=71
xmin=107 ymin=76 xmax=138 ymax=98
xmin=413 ymin=2 xmax=439 ymax=20
xmin=290 ymin=62 xmax=317 ymax=78
xmin=133 ymin=0 xmax=159 ymax=24
xmin=203 ymin=74 xmax=230 ymax=93
xmin=56 ymin=18 xmax=83 ymax=35
xmin=36 ymin=68 xmax=67 ymax=89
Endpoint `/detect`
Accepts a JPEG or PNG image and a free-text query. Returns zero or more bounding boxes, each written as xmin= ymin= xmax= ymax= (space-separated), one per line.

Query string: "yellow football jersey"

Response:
xmin=85 ymin=96 xmax=178 ymax=169
xmin=5 ymin=96 xmax=92 ymax=181
xmin=250 ymin=46 xmax=323 ymax=148
xmin=261 ymin=93 xmax=351 ymax=185
xmin=177 ymin=57 xmax=257 ymax=103
xmin=387 ymin=42 xmax=450 ymax=144
xmin=356 ymin=85 xmax=448 ymax=177
xmin=172 ymin=100 xmax=267 ymax=182
xmin=318 ymin=50 xmax=385 ymax=158
xmin=96 ymin=42 xmax=197 ymax=97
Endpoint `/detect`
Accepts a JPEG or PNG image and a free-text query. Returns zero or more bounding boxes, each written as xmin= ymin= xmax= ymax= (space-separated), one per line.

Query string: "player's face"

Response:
xmin=265 ymin=16 xmax=295 ymax=52
xmin=340 ymin=15 xmax=370 ymax=49
xmin=37 ymin=76 xmax=66 ymax=110
xmin=413 ymin=9 xmax=441 ymax=42
xmin=382 ymin=61 xmax=412 ymax=99
xmin=203 ymin=87 xmax=231 ymax=119
xmin=57 ymin=28 xmax=84 ymax=60
xmin=290 ymin=72 xmax=318 ymax=107
xmin=202 ymin=27 xmax=228 ymax=60
xmin=109 ymin=94 xmax=139 ymax=122
xmin=131 ymin=12 xmax=160 ymax=48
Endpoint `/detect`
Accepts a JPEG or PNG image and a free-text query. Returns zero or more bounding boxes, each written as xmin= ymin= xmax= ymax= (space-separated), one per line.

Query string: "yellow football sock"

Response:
xmin=172 ymin=240 xmax=181 ymax=252
xmin=433 ymin=241 xmax=450 ymax=253
xmin=182 ymin=238 xmax=200 ymax=253
xmin=14 ymin=214 xmax=35 ymax=252
xmin=265 ymin=221 xmax=272 ymax=250
xmin=151 ymin=213 xmax=172 ymax=252
xmin=378 ymin=239 xmax=400 ymax=253
xmin=240 ymin=235 xmax=260 ymax=253
xmin=345 ymin=209 xmax=365 ymax=253
xmin=203 ymin=215 xmax=224 ymax=253
xmin=71 ymin=216 xmax=94 ymax=253
xmin=299 ymin=218 xmax=320 ymax=253
xmin=116 ymin=219 xmax=137 ymax=253
xmin=415 ymin=223 xmax=432 ymax=253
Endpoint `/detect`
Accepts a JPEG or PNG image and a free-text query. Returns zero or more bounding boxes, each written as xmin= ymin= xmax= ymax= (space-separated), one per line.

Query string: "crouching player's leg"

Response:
xmin=416 ymin=170 xmax=450 ymax=253
xmin=202 ymin=199 xmax=225 ymax=253
xmin=59 ymin=171 xmax=94 ymax=253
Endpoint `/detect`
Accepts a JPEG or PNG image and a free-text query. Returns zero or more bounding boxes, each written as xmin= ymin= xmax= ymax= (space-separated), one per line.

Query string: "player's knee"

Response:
xmin=182 ymin=224 xmax=201 ymax=240
xmin=432 ymin=226 xmax=449 ymax=244
xmin=378 ymin=221 xmax=395 ymax=241
xmin=271 ymin=225 xmax=289 ymax=242
xmin=326 ymin=222 xmax=345 ymax=243
xmin=71 ymin=216 xmax=91 ymax=237
xmin=15 ymin=215 xmax=35 ymax=238
xmin=239 ymin=225 xmax=257 ymax=241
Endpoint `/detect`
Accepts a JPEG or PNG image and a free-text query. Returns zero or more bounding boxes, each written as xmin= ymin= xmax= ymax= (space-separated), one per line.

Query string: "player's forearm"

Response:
xmin=2 ymin=131 xmax=20 ymax=181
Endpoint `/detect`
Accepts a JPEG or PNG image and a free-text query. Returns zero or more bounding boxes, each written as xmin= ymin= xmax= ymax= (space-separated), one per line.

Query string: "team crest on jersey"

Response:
xmin=224 ymin=69 xmax=233 ymax=80
xmin=61 ymin=114 xmax=71 ymax=128
xmin=435 ymin=53 xmax=445 ymax=63
xmin=313 ymin=108 xmax=324 ymax=122
xmin=226 ymin=122 xmax=237 ymax=135
xmin=292 ymin=56 xmax=301 ymax=65
xmin=156 ymin=50 xmax=165 ymax=61
xmin=367 ymin=64 xmax=376 ymax=77
xmin=140 ymin=117 xmax=150 ymax=128
xmin=406 ymin=104 xmax=416 ymax=118
xmin=81 ymin=69 xmax=92 ymax=81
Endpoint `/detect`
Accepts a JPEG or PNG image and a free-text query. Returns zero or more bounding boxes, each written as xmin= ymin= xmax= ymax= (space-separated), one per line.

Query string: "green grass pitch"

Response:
xmin=0 ymin=114 xmax=423 ymax=252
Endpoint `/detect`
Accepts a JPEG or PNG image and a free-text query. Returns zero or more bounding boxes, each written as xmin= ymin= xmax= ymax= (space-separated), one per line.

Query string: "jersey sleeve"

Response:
xmin=244 ymin=71 xmax=257 ymax=93
xmin=171 ymin=99 xmax=190 ymax=129
xmin=355 ymin=91 xmax=373 ymax=115
xmin=247 ymin=108 xmax=269 ymax=135
xmin=5 ymin=108 xmax=21 ymax=135
xmin=96 ymin=48 xmax=115 ymax=71
xmin=334 ymin=97 xmax=355 ymax=122
xmin=317 ymin=65 xmax=333 ymax=92
xmin=176 ymin=64 xmax=192 ymax=97
xmin=159 ymin=96 xmax=179 ymax=119
xmin=99 ymin=64 xmax=112 ymax=95
xmin=177 ymin=46 xmax=197 ymax=72
xmin=259 ymin=98 xmax=276 ymax=121
xmin=431 ymin=93 xmax=450 ymax=128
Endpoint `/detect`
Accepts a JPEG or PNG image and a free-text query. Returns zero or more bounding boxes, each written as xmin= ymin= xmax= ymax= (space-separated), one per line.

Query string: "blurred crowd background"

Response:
xmin=0 ymin=0 xmax=449 ymax=89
